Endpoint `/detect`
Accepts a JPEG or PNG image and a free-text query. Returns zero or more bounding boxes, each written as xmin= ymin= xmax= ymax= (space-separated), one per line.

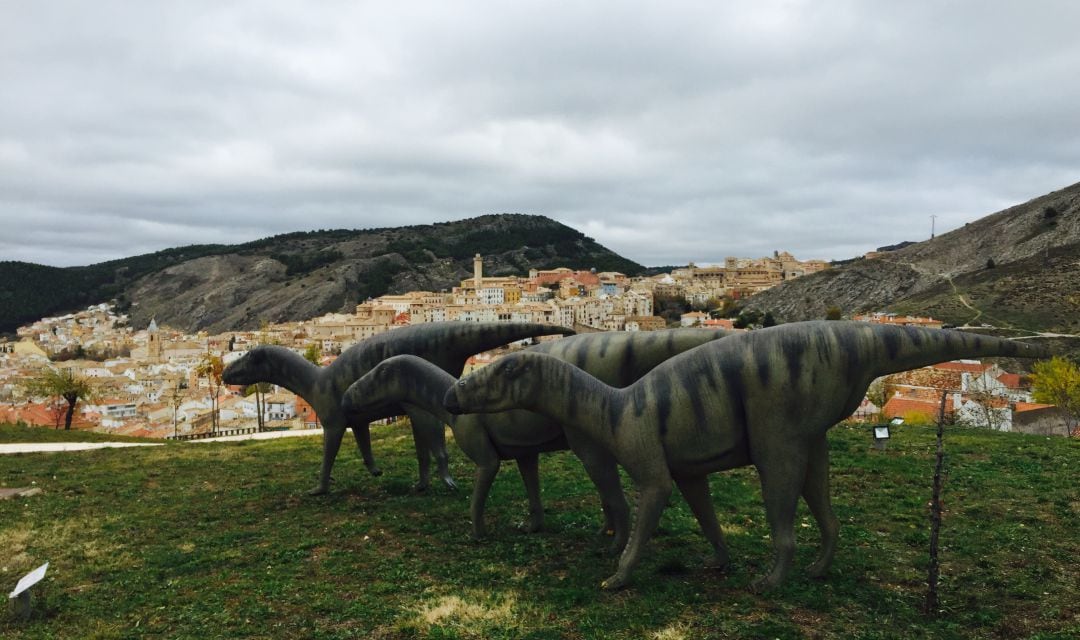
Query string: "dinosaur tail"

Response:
xmin=841 ymin=322 xmax=1052 ymax=378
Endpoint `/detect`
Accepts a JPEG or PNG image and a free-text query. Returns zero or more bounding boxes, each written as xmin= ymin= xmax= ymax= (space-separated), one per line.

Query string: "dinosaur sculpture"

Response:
xmin=341 ymin=329 xmax=731 ymax=544
xmin=221 ymin=321 xmax=573 ymax=495
xmin=444 ymin=321 xmax=1050 ymax=591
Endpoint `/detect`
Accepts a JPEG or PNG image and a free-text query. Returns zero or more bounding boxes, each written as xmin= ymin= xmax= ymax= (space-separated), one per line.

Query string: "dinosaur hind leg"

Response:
xmin=803 ymin=434 xmax=839 ymax=578
xmin=601 ymin=475 xmax=673 ymax=590
xmin=749 ymin=439 xmax=808 ymax=593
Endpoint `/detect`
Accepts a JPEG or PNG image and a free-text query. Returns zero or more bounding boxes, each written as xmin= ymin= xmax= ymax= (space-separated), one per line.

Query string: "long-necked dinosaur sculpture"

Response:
xmin=444 ymin=321 xmax=1050 ymax=591
xmin=222 ymin=321 xmax=573 ymax=495
xmin=341 ymin=329 xmax=731 ymax=546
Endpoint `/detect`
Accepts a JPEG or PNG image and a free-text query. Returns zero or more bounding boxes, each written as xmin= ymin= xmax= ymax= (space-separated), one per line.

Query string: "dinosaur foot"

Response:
xmin=307 ymin=485 xmax=329 ymax=496
xmin=806 ymin=559 xmax=830 ymax=579
xmin=600 ymin=572 xmax=630 ymax=591
xmin=748 ymin=574 xmax=780 ymax=594
xmin=441 ymin=475 xmax=458 ymax=490
xmin=517 ymin=517 xmax=544 ymax=534
xmin=366 ymin=465 xmax=383 ymax=477
xmin=702 ymin=552 xmax=730 ymax=572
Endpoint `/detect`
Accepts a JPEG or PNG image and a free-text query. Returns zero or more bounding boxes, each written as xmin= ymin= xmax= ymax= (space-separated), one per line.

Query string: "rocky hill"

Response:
xmin=744 ymin=181 xmax=1080 ymax=334
xmin=0 ymin=214 xmax=644 ymax=335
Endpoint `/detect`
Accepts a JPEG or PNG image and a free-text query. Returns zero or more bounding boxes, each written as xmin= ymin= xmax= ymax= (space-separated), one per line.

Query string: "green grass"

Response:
xmin=1 ymin=422 xmax=1077 ymax=639
xmin=0 ymin=424 xmax=155 ymax=444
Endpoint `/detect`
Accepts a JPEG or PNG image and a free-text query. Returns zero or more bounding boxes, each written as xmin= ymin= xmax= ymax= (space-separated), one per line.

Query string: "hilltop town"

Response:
xmin=1 ymin=250 xmax=1067 ymax=438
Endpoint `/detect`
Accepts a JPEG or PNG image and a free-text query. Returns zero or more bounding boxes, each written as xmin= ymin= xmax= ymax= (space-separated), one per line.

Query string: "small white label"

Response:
xmin=9 ymin=562 xmax=48 ymax=598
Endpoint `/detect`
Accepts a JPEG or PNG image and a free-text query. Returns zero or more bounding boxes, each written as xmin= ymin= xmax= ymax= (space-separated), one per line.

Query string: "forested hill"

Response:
xmin=0 ymin=214 xmax=644 ymax=335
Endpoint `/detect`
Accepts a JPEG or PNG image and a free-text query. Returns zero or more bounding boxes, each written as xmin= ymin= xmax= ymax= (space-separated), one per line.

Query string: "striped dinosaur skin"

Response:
xmin=221 ymin=321 xmax=573 ymax=495
xmin=341 ymin=329 xmax=731 ymax=544
xmin=444 ymin=321 xmax=1050 ymax=591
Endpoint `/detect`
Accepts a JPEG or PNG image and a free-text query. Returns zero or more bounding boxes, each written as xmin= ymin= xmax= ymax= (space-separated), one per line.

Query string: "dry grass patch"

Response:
xmin=407 ymin=590 xmax=522 ymax=636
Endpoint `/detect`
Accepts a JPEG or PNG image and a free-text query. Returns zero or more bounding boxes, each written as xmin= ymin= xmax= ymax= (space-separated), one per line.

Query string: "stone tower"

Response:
xmin=473 ymin=253 xmax=483 ymax=289
xmin=147 ymin=317 xmax=162 ymax=363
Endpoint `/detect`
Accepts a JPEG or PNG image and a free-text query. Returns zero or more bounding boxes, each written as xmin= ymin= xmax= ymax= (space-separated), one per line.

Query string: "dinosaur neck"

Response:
xmin=388 ymin=358 xmax=457 ymax=425
xmin=523 ymin=358 xmax=622 ymax=445
xmin=259 ymin=347 xmax=320 ymax=398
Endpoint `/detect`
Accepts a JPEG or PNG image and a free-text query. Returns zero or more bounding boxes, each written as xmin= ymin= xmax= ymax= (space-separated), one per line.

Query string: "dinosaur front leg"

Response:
xmin=802 ymin=434 xmax=839 ymax=578
xmin=349 ymin=425 xmax=382 ymax=476
xmin=470 ymin=460 xmax=501 ymax=539
xmin=601 ymin=477 xmax=672 ymax=590
xmin=673 ymin=473 xmax=730 ymax=571
xmin=312 ymin=425 xmax=347 ymax=496
xmin=405 ymin=408 xmax=456 ymax=490
xmin=515 ymin=453 xmax=544 ymax=533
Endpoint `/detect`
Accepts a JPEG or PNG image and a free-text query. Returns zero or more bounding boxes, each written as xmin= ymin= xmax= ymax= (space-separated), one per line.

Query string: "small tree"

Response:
xmin=825 ymin=306 xmax=843 ymax=321
xmin=245 ymin=382 xmax=272 ymax=430
xmin=962 ymin=373 xmax=1009 ymax=431
xmin=1031 ymin=357 xmax=1080 ymax=437
xmin=168 ymin=380 xmax=188 ymax=437
xmin=733 ymin=309 xmax=762 ymax=329
xmin=24 ymin=367 xmax=97 ymax=430
xmin=865 ymin=376 xmax=889 ymax=418
xmin=303 ymin=343 xmax=322 ymax=366
xmin=195 ymin=352 xmax=225 ymax=434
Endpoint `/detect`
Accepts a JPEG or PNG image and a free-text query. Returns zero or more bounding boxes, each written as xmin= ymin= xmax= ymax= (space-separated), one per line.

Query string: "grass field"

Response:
xmin=1 ymin=421 xmax=1077 ymax=639
xmin=0 ymin=424 xmax=153 ymax=445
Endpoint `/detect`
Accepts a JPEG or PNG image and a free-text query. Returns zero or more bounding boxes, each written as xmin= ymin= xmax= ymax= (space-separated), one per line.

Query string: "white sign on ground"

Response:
xmin=9 ymin=562 xmax=48 ymax=599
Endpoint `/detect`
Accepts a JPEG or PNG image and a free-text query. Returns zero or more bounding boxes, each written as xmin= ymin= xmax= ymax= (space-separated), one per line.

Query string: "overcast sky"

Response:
xmin=2 ymin=1 xmax=1078 ymax=268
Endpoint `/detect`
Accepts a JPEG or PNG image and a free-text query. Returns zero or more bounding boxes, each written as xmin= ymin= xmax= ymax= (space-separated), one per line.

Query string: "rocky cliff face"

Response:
xmin=745 ymin=181 xmax=1080 ymax=334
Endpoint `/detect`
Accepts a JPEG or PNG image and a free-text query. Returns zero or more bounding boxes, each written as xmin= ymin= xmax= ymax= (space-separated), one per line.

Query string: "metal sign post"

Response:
xmin=9 ymin=562 xmax=48 ymax=621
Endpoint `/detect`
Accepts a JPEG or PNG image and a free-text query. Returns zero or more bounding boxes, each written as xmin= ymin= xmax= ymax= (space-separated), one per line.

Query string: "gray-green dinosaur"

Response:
xmin=341 ymin=329 xmax=731 ymax=545
xmin=221 ymin=321 xmax=573 ymax=495
xmin=444 ymin=321 xmax=1050 ymax=591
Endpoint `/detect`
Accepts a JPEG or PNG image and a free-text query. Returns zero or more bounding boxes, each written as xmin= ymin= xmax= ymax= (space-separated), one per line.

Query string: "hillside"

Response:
xmin=0 ymin=214 xmax=644 ymax=334
xmin=744 ymin=181 xmax=1080 ymax=334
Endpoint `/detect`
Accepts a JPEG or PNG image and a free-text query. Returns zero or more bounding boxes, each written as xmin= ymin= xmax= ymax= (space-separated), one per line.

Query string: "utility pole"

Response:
xmin=930 ymin=215 xmax=937 ymax=240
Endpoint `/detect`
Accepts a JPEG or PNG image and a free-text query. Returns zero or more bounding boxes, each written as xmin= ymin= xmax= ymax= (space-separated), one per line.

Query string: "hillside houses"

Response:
xmin=877 ymin=359 xmax=1069 ymax=436
xmin=3 ymin=249 xmax=1072 ymax=440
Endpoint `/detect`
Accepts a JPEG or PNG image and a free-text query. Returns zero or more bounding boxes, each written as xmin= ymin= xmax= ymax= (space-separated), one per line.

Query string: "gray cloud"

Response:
xmin=2 ymin=1 xmax=1078 ymax=267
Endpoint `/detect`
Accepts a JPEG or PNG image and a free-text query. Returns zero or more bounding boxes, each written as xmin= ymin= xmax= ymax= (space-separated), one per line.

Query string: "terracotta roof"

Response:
xmin=0 ymin=403 xmax=97 ymax=429
xmin=1014 ymin=402 xmax=1056 ymax=413
xmin=883 ymin=395 xmax=954 ymax=419
xmin=996 ymin=373 xmax=1027 ymax=389
xmin=933 ymin=361 xmax=992 ymax=374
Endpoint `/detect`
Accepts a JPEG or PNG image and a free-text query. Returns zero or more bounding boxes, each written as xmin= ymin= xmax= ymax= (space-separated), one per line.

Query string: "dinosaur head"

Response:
xmin=340 ymin=357 xmax=402 ymax=422
xmin=443 ymin=351 xmax=546 ymax=415
xmin=221 ymin=346 xmax=270 ymax=386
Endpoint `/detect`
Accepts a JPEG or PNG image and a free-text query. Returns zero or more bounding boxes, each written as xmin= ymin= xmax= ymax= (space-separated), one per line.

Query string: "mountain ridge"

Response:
xmin=0 ymin=214 xmax=644 ymax=335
